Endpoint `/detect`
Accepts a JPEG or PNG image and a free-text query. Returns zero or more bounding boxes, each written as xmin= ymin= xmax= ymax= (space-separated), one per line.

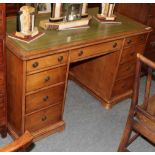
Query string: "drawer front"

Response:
xmin=112 ymin=76 xmax=134 ymax=98
xmin=120 ymin=44 xmax=145 ymax=64
xmin=26 ymin=52 xmax=68 ymax=73
xmin=25 ymin=104 xmax=62 ymax=132
xmin=26 ymin=66 xmax=67 ymax=92
xmin=70 ymin=39 xmax=123 ymax=62
xmin=116 ymin=61 xmax=136 ymax=81
xmin=124 ymin=34 xmax=147 ymax=47
xmin=26 ymin=84 xmax=65 ymax=114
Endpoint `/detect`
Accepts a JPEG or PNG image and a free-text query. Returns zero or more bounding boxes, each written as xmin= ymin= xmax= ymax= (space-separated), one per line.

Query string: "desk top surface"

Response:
xmin=6 ymin=8 xmax=152 ymax=60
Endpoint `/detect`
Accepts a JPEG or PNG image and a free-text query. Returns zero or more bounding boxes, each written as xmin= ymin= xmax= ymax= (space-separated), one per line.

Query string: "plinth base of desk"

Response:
xmin=8 ymin=121 xmax=65 ymax=141
xmin=101 ymin=91 xmax=133 ymax=109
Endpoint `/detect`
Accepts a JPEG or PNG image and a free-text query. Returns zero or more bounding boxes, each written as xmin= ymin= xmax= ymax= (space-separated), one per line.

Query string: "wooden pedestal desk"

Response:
xmin=6 ymin=8 xmax=152 ymax=140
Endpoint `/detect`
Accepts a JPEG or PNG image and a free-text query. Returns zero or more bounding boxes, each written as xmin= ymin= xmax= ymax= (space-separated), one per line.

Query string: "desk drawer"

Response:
xmin=26 ymin=84 xmax=65 ymax=114
xmin=116 ymin=61 xmax=136 ymax=81
xmin=120 ymin=44 xmax=145 ymax=64
xmin=70 ymin=39 xmax=123 ymax=62
xmin=112 ymin=76 xmax=134 ymax=98
xmin=124 ymin=34 xmax=147 ymax=47
xmin=27 ymin=52 xmax=68 ymax=73
xmin=25 ymin=104 xmax=62 ymax=132
xmin=26 ymin=66 xmax=67 ymax=92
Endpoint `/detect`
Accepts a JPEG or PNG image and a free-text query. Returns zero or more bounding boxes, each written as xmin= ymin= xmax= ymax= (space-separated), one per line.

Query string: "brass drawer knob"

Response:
xmin=43 ymin=96 xmax=49 ymax=101
xmin=44 ymin=76 xmax=50 ymax=82
xmin=42 ymin=116 xmax=47 ymax=121
xmin=78 ymin=50 xmax=83 ymax=56
xmin=58 ymin=56 xmax=64 ymax=62
xmin=127 ymin=39 xmax=132 ymax=44
xmin=32 ymin=62 xmax=39 ymax=68
xmin=113 ymin=42 xmax=117 ymax=48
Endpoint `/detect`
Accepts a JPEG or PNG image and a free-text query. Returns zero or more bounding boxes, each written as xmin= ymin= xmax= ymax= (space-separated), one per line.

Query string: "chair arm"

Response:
xmin=0 ymin=131 xmax=33 ymax=152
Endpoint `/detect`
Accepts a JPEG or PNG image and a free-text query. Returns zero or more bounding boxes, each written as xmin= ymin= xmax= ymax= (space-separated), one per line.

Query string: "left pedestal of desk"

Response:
xmin=6 ymin=48 xmax=69 ymax=141
xmin=0 ymin=4 xmax=7 ymax=138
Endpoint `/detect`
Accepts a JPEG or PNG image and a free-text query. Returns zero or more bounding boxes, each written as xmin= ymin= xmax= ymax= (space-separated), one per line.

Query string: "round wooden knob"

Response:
xmin=42 ymin=116 xmax=47 ymax=121
xmin=127 ymin=39 xmax=132 ymax=44
xmin=43 ymin=96 xmax=49 ymax=101
xmin=113 ymin=42 xmax=117 ymax=48
xmin=58 ymin=56 xmax=64 ymax=62
xmin=32 ymin=62 xmax=39 ymax=68
xmin=44 ymin=76 xmax=50 ymax=82
xmin=78 ymin=50 xmax=83 ymax=56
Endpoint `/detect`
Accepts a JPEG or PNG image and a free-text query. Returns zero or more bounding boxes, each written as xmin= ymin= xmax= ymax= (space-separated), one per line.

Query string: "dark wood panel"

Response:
xmin=0 ymin=3 xmax=7 ymax=138
xmin=115 ymin=3 xmax=155 ymax=61
xmin=0 ymin=4 xmax=5 ymax=36
xmin=114 ymin=3 xmax=149 ymax=24
xmin=6 ymin=3 xmax=24 ymax=17
xmin=88 ymin=3 xmax=100 ymax=8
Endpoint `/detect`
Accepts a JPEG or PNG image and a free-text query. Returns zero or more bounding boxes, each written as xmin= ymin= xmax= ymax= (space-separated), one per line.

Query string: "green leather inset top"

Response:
xmin=6 ymin=8 xmax=151 ymax=59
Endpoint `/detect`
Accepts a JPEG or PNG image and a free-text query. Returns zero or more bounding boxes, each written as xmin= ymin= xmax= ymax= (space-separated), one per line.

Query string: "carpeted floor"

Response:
xmin=0 ymin=77 xmax=155 ymax=152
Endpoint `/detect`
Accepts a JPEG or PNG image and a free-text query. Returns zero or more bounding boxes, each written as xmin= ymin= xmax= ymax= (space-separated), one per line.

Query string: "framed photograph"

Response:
xmin=36 ymin=3 xmax=51 ymax=14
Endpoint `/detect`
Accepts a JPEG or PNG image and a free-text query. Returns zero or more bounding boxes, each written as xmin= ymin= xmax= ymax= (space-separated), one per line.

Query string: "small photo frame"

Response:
xmin=37 ymin=3 xmax=51 ymax=14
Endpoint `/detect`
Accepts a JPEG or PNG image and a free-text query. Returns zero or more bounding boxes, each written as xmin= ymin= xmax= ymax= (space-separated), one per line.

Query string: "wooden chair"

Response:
xmin=118 ymin=53 xmax=155 ymax=152
xmin=0 ymin=131 xmax=33 ymax=152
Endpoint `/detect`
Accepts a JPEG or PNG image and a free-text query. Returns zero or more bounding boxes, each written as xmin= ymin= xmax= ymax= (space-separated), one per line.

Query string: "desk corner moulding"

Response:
xmin=4 ymin=7 xmax=152 ymax=140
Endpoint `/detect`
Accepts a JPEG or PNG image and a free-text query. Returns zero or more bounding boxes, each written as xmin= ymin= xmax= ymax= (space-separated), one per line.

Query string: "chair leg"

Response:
xmin=1 ymin=131 xmax=7 ymax=138
xmin=118 ymin=118 xmax=133 ymax=152
xmin=0 ymin=126 xmax=7 ymax=138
